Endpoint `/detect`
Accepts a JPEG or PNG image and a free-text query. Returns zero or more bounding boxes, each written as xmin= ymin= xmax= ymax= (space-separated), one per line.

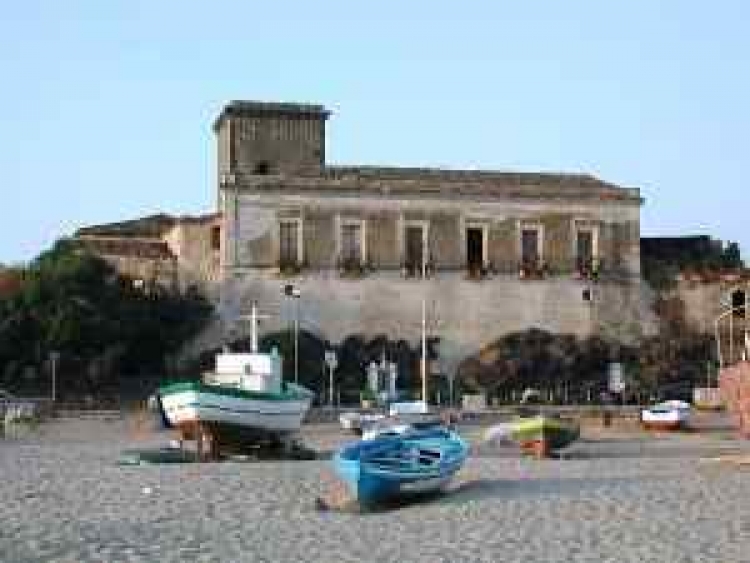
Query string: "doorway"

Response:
xmin=405 ymin=225 xmax=425 ymax=273
xmin=466 ymin=227 xmax=484 ymax=272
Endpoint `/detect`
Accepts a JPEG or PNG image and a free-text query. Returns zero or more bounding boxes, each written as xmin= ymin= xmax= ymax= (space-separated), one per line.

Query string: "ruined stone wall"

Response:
xmin=163 ymin=220 xmax=221 ymax=297
xmin=100 ymin=254 xmax=177 ymax=290
xmin=672 ymin=280 xmax=750 ymax=335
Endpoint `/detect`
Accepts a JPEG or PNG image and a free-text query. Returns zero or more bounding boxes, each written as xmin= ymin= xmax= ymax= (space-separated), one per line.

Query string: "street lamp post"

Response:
xmin=49 ymin=351 xmax=60 ymax=403
xmin=283 ymin=285 xmax=301 ymax=384
xmin=325 ymin=350 xmax=338 ymax=407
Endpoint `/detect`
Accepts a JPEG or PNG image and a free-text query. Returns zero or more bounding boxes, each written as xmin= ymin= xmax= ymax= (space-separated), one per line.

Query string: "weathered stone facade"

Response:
xmin=75 ymin=213 xmax=222 ymax=298
xmin=213 ymin=101 xmax=651 ymax=374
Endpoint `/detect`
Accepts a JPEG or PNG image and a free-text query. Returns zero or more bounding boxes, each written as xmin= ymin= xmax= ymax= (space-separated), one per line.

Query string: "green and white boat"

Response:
xmin=154 ymin=304 xmax=314 ymax=450
xmin=484 ymin=414 xmax=580 ymax=457
xmin=510 ymin=415 xmax=580 ymax=455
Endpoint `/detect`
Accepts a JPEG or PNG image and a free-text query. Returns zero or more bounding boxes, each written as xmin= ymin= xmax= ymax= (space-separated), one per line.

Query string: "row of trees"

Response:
xmin=0 ymin=236 xmax=732 ymax=404
xmin=456 ymin=327 xmax=713 ymax=403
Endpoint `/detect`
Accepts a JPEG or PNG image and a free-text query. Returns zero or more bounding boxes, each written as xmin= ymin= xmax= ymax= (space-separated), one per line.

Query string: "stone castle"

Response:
xmin=76 ymin=100 xmax=656 ymax=374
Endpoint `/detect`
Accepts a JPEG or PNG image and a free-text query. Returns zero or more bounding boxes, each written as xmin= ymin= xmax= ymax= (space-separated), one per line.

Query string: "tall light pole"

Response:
xmin=421 ymin=238 xmax=428 ymax=405
xmin=49 ymin=351 xmax=60 ymax=403
xmin=325 ymin=350 xmax=338 ymax=407
xmin=283 ymin=284 xmax=301 ymax=384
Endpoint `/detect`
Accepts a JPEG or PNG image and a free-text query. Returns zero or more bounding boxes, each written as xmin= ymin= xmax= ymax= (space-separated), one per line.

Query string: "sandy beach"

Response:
xmin=2 ymin=414 xmax=750 ymax=563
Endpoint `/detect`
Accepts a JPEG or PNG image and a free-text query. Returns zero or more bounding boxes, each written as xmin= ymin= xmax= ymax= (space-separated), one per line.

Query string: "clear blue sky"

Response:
xmin=2 ymin=1 xmax=748 ymax=263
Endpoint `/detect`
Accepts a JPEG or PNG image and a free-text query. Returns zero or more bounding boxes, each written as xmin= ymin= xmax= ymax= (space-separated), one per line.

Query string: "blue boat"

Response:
xmin=332 ymin=426 xmax=469 ymax=506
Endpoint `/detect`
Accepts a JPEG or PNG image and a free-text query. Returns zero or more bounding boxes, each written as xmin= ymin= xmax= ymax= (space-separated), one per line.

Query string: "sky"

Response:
xmin=1 ymin=0 xmax=748 ymax=263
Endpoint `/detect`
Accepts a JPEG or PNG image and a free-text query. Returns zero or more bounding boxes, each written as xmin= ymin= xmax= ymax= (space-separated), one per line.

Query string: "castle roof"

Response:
xmin=74 ymin=237 xmax=175 ymax=260
xmin=75 ymin=213 xmax=220 ymax=239
xmin=224 ymin=165 xmax=642 ymax=203
xmin=213 ymin=100 xmax=331 ymax=131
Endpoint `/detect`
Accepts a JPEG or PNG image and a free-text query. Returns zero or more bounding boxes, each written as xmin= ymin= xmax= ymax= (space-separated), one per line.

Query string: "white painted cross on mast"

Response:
xmin=236 ymin=301 xmax=272 ymax=353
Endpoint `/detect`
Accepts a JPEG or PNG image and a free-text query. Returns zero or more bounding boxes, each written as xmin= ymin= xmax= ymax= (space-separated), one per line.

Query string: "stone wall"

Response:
xmin=209 ymin=187 xmax=648 ymax=372
xmin=673 ymin=280 xmax=750 ymax=335
xmin=163 ymin=218 xmax=222 ymax=298
xmin=219 ymin=270 xmax=651 ymax=376
xmin=100 ymin=254 xmax=177 ymax=290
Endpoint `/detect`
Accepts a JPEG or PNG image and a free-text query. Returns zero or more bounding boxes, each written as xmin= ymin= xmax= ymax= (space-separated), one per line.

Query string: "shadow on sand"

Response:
xmin=316 ymin=474 xmax=642 ymax=515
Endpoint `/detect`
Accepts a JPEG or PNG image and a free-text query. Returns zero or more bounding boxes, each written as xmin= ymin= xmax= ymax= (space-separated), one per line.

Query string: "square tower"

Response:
xmin=213 ymin=100 xmax=330 ymax=177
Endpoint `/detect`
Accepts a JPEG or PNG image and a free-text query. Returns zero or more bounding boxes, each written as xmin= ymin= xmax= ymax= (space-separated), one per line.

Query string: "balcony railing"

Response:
xmin=574 ymin=257 xmax=603 ymax=281
xmin=465 ymin=262 xmax=495 ymax=281
xmin=276 ymin=259 xmax=304 ymax=277
xmin=337 ymin=256 xmax=369 ymax=278
xmin=264 ymin=256 xmax=632 ymax=282
xmin=401 ymin=259 xmax=435 ymax=279
xmin=518 ymin=258 xmax=548 ymax=280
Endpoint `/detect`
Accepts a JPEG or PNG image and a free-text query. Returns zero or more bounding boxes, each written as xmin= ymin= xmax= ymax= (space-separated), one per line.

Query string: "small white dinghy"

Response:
xmin=641 ymin=400 xmax=691 ymax=431
xmin=339 ymin=411 xmax=386 ymax=434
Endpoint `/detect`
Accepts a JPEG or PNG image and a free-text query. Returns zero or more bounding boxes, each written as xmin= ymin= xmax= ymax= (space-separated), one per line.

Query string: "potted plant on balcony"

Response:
xmin=576 ymin=257 xmax=601 ymax=281
xmin=338 ymin=256 xmax=367 ymax=279
xmin=519 ymin=259 xmax=546 ymax=280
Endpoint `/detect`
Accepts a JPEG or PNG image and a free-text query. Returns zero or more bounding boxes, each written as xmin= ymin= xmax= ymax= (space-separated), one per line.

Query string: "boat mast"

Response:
xmin=250 ymin=301 xmax=259 ymax=353
xmin=236 ymin=301 xmax=269 ymax=354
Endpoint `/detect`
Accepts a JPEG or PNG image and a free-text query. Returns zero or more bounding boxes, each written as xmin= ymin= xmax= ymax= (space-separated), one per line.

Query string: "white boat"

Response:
xmin=339 ymin=411 xmax=386 ymax=434
xmin=388 ymin=400 xmax=429 ymax=416
xmin=360 ymin=414 xmax=445 ymax=441
xmin=641 ymin=400 xmax=691 ymax=431
xmin=154 ymin=304 xmax=313 ymax=453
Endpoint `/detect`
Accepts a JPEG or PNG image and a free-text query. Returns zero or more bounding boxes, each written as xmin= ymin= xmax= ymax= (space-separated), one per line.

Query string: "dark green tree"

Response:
xmin=0 ymin=239 xmax=212 ymax=398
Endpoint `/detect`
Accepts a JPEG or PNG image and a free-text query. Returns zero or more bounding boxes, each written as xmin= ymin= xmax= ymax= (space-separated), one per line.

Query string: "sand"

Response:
xmin=2 ymin=414 xmax=750 ymax=563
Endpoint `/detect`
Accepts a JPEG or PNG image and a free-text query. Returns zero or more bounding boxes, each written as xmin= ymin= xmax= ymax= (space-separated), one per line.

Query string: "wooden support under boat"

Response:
xmin=177 ymin=421 xmax=220 ymax=461
xmin=196 ymin=423 xmax=219 ymax=461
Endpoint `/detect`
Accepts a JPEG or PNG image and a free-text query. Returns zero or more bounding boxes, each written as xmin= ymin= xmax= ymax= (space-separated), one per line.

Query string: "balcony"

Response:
xmin=401 ymin=260 xmax=435 ymax=279
xmin=518 ymin=258 xmax=547 ymax=280
xmin=275 ymin=260 xmax=304 ymax=277
xmin=337 ymin=256 xmax=369 ymax=279
xmin=464 ymin=262 xmax=494 ymax=281
xmin=574 ymin=257 xmax=603 ymax=282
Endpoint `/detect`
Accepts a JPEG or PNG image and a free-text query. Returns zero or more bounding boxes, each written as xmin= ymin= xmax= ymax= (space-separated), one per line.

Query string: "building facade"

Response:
xmin=75 ymin=213 xmax=222 ymax=298
xmin=215 ymin=101 xmax=651 ymax=373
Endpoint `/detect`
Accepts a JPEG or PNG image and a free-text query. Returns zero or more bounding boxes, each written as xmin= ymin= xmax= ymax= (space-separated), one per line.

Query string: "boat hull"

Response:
xmin=158 ymin=381 xmax=312 ymax=446
xmin=640 ymin=410 xmax=689 ymax=431
xmin=511 ymin=416 xmax=580 ymax=457
xmin=641 ymin=419 xmax=686 ymax=431
xmin=333 ymin=429 xmax=468 ymax=506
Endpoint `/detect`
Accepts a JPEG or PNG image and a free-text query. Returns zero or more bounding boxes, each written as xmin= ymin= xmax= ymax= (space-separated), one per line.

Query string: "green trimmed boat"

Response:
xmin=511 ymin=415 xmax=580 ymax=456
xmin=157 ymin=377 xmax=313 ymax=441
xmin=153 ymin=304 xmax=314 ymax=452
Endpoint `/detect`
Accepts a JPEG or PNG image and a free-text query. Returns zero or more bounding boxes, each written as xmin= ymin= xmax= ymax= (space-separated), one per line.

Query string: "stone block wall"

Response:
xmin=217 ymin=270 xmax=650 ymax=375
